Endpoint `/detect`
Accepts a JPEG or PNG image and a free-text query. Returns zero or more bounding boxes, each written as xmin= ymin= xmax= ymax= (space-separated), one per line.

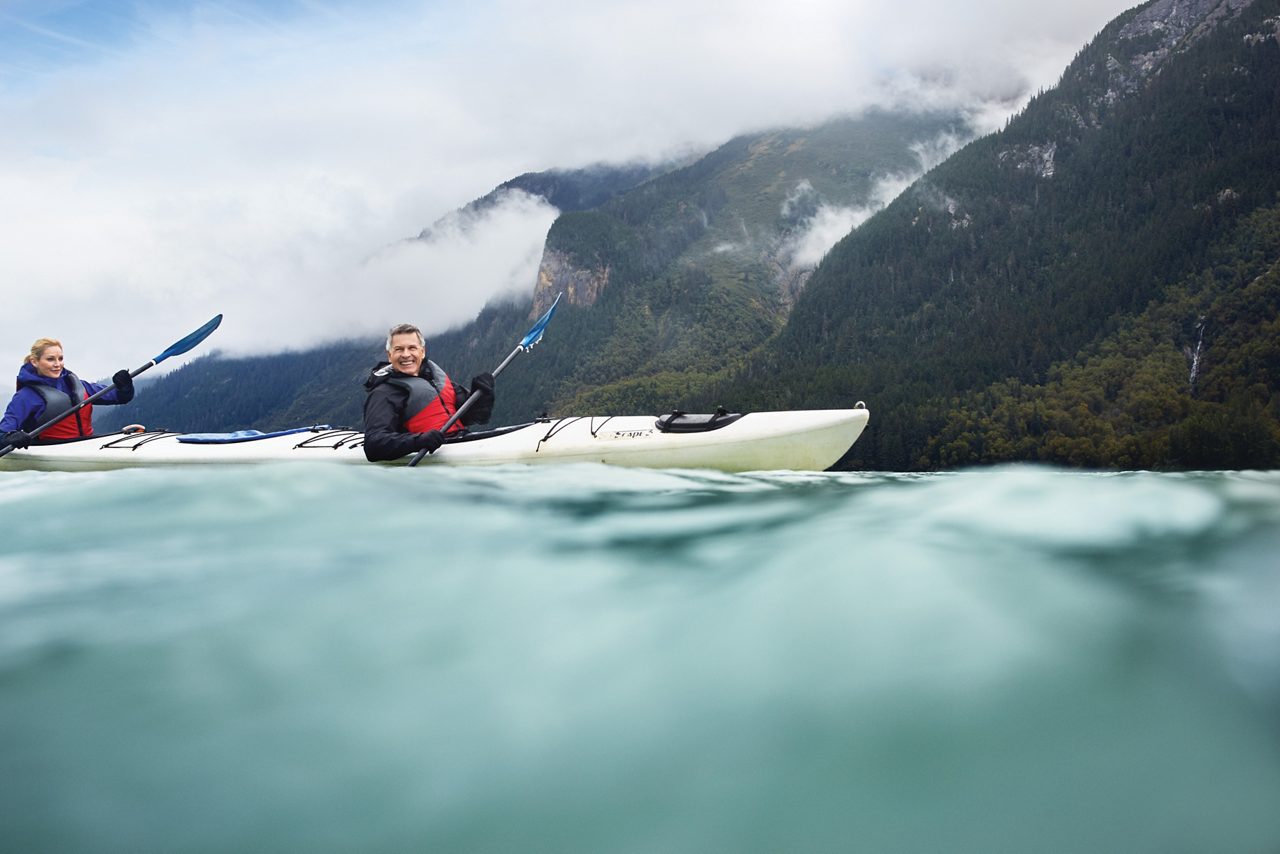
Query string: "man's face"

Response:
xmin=388 ymin=332 xmax=425 ymax=376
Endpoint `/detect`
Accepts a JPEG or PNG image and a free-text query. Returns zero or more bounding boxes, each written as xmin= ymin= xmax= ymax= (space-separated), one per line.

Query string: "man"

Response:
xmin=362 ymin=323 xmax=494 ymax=462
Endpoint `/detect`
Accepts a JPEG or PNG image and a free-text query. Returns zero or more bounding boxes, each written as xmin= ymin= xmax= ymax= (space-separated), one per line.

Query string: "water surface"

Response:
xmin=2 ymin=464 xmax=1278 ymax=852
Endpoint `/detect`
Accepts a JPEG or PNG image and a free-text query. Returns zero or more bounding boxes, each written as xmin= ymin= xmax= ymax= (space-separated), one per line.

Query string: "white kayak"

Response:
xmin=0 ymin=407 xmax=869 ymax=473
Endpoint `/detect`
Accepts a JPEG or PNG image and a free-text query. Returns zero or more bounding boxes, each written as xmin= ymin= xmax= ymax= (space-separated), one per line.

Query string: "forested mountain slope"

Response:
xmin=712 ymin=0 xmax=1280 ymax=469
xmin=925 ymin=204 xmax=1280 ymax=469
xmin=526 ymin=111 xmax=965 ymax=415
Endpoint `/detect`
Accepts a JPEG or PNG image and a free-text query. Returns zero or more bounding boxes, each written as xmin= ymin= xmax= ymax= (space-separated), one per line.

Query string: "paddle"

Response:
xmin=0 ymin=314 xmax=224 ymax=458
xmin=407 ymin=293 xmax=562 ymax=467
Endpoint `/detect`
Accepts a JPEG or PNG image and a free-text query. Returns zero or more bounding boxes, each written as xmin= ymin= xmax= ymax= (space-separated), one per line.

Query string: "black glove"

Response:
xmin=470 ymin=372 xmax=495 ymax=397
xmin=111 ymin=370 xmax=136 ymax=405
xmin=3 ymin=430 xmax=32 ymax=449
xmin=414 ymin=429 xmax=444 ymax=454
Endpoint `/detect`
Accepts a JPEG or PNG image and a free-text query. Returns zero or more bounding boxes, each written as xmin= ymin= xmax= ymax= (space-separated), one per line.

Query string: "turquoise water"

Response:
xmin=2 ymin=464 xmax=1279 ymax=853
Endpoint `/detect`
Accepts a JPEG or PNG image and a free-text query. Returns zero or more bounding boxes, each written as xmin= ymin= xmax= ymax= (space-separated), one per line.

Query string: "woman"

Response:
xmin=1 ymin=338 xmax=135 ymax=448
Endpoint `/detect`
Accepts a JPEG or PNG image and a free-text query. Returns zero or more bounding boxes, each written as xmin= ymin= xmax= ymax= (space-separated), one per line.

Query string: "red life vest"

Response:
xmin=29 ymin=372 xmax=93 ymax=439
xmin=389 ymin=361 xmax=465 ymax=435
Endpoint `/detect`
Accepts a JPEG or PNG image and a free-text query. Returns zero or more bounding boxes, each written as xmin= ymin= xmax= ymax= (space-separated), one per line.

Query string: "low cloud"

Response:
xmin=0 ymin=0 xmax=1138 ymax=372
xmin=782 ymin=128 xmax=968 ymax=269
xmin=353 ymin=191 xmax=559 ymax=339
xmin=785 ymin=206 xmax=867 ymax=269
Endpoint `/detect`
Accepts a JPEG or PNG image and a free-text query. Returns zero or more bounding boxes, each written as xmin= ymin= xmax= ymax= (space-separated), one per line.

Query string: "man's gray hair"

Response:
xmin=386 ymin=323 xmax=425 ymax=352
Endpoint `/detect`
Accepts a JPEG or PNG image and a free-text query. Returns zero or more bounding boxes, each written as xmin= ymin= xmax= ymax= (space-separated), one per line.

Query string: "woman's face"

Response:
xmin=34 ymin=345 xmax=64 ymax=379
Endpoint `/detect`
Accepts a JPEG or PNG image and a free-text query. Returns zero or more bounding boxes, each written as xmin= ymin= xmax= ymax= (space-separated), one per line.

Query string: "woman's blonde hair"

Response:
xmin=26 ymin=338 xmax=62 ymax=365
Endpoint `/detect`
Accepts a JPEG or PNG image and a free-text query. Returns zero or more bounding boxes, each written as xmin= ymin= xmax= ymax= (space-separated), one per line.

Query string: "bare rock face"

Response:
xmin=1241 ymin=11 xmax=1280 ymax=46
xmin=997 ymin=0 xmax=1258 ymax=175
xmin=997 ymin=143 xmax=1058 ymax=179
xmin=1106 ymin=0 xmax=1254 ymax=100
xmin=531 ymin=248 xmax=608 ymax=317
xmin=1120 ymin=0 xmax=1253 ymax=46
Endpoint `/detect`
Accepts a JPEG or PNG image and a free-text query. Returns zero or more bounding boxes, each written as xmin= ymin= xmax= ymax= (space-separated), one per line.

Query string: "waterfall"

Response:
xmin=1186 ymin=317 xmax=1206 ymax=393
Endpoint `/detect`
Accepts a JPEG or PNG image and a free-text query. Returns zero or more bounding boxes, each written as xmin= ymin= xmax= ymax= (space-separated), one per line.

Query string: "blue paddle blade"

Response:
xmin=155 ymin=314 xmax=223 ymax=363
xmin=520 ymin=293 xmax=562 ymax=351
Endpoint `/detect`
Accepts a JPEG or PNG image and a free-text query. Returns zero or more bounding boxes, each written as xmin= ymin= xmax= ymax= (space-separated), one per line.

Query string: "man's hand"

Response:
xmin=112 ymin=369 xmax=134 ymax=393
xmin=470 ymin=372 xmax=494 ymax=397
xmin=414 ymin=430 xmax=445 ymax=454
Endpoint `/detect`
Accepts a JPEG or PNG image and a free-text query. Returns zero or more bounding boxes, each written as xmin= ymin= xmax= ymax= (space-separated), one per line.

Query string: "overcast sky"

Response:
xmin=0 ymin=0 xmax=1139 ymax=374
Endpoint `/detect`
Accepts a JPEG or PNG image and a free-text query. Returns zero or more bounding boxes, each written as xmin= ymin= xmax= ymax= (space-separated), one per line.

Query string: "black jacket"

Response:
xmin=362 ymin=361 xmax=494 ymax=462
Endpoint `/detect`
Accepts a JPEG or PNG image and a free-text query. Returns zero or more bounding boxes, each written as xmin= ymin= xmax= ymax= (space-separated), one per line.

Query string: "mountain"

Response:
xmin=102 ymin=0 xmax=1280 ymax=471
xmin=707 ymin=0 xmax=1280 ymax=469
xmin=97 ymin=110 xmax=962 ymax=434
xmin=518 ymin=110 xmax=968 ymax=416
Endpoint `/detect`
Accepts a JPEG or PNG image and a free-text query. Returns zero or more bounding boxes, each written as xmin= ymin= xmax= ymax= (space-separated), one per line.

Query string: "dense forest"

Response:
xmin=922 ymin=204 xmax=1280 ymax=469
xmin=101 ymin=0 xmax=1280 ymax=470
xmin=704 ymin=0 xmax=1280 ymax=469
